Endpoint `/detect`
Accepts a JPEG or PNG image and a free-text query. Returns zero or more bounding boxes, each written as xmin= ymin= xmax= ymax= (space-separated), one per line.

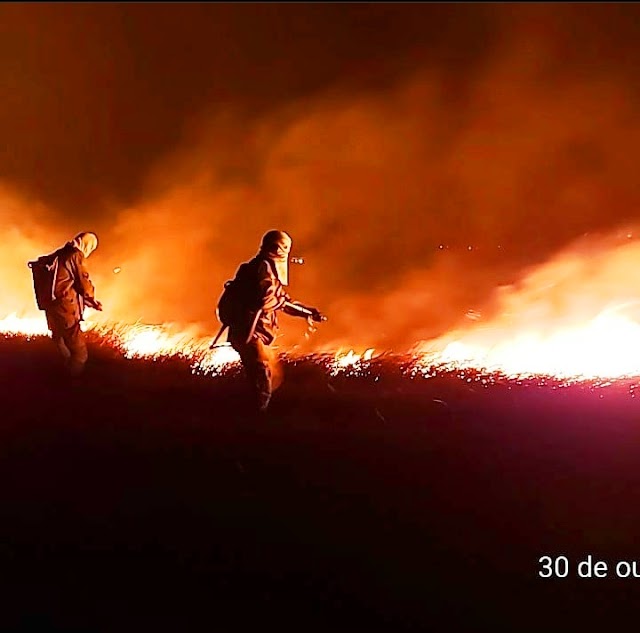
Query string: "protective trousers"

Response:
xmin=46 ymin=313 xmax=88 ymax=376
xmin=230 ymin=335 xmax=283 ymax=411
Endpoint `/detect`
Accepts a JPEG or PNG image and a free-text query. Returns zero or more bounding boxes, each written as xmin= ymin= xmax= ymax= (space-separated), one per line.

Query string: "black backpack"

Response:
xmin=27 ymin=253 xmax=60 ymax=310
xmin=217 ymin=279 xmax=241 ymax=327
xmin=216 ymin=262 xmax=259 ymax=327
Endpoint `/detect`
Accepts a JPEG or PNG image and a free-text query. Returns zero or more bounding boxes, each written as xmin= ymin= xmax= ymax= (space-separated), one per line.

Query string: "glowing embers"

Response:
xmin=89 ymin=321 xmax=212 ymax=361
xmin=87 ymin=319 xmax=242 ymax=374
xmin=327 ymin=348 xmax=376 ymax=376
xmin=191 ymin=343 xmax=241 ymax=377
xmin=6 ymin=307 xmax=640 ymax=385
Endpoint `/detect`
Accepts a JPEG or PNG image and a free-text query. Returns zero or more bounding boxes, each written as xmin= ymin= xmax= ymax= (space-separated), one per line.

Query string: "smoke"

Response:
xmin=415 ymin=227 xmax=640 ymax=367
xmin=95 ymin=14 xmax=640 ymax=349
xmin=4 ymin=5 xmax=640 ymax=353
xmin=0 ymin=183 xmax=71 ymax=318
xmin=493 ymin=228 xmax=640 ymax=333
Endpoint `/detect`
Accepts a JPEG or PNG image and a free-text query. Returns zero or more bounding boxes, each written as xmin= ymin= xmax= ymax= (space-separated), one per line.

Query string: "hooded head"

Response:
xmin=259 ymin=229 xmax=292 ymax=285
xmin=71 ymin=232 xmax=99 ymax=259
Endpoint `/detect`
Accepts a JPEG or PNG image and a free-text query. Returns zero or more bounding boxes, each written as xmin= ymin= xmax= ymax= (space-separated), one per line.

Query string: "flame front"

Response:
xmin=0 ymin=308 xmax=385 ymax=378
xmin=88 ymin=321 xmax=242 ymax=376
xmin=5 ymin=308 xmax=640 ymax=383
xmin=329 ymin=348 xmax=376 ymax=376
xmin=0 ymin=312 xmax=50 ymax=337
xmin=415 ymin=310 xmax=640 ymax=381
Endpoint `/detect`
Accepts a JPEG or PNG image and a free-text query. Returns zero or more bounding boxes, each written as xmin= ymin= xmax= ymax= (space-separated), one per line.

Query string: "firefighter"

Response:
xmin=223 ymin=230 xmax=325 ymax=412
xmin=36 ymin=232 xmax=103 ymax=376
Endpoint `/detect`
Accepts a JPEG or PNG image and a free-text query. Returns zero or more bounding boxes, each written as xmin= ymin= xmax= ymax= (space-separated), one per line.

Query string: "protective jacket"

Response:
xmin=46 ymin=243 xmax=98 ymax=330
xmin=228 ymin=254 xmax=293 ymax=345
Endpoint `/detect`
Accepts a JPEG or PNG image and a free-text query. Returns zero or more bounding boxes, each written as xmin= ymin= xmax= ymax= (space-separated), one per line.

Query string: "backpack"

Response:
xmin=28 ymin=253 xmax=60 ymax=310
xmin=216 ymin=262 xmax=259 ymax=327
xmin=216 ymin=279 xmax=242 ymax=327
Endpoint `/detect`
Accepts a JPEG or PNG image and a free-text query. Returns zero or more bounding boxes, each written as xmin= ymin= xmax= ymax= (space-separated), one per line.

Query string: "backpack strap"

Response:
xmin=48 ymin=256 xmax=60 ymax=301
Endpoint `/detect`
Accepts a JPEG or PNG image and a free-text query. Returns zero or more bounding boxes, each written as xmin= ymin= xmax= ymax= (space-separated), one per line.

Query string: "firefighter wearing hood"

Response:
xmin=223 ymin=229 xmax=325 ymax=412
xmin=31 ymin=232 xmax=103 ymax=376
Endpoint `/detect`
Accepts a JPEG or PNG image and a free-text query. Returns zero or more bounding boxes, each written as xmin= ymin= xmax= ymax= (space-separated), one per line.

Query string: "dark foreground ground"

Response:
xmin=2 ymin=335 xmax=640 ymax=631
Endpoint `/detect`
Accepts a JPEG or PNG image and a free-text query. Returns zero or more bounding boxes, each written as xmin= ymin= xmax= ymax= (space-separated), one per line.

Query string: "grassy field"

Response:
xmin=1 ymin=334 xmax=639 ymax=631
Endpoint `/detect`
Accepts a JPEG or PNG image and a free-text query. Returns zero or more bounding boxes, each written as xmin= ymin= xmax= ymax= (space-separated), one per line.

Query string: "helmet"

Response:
xmin=260 ymin=230 xmax=292 ymax=256
xmin=72 ymin=232 xmax=99 ymax=258
xmin=259 ymin=230 xmax=292 ymax=285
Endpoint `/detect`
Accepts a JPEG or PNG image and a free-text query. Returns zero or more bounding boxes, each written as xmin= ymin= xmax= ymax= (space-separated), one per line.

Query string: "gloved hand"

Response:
xmin=87 ymin=298 xmax=103 ymax=311
xmin=310 ymin=307 xmax=327 ymax=322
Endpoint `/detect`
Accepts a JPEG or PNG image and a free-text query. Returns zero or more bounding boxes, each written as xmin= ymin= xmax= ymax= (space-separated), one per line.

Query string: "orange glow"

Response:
xmin=329 ymin=348 xmax=376 ymax=376
xmin=4 ymin=187 xmax=640 ymax=383
xmin=4 ymin=304 xmax=640 ymax=382
xmin=0 ymin=312 xmax=49 ymax=337
xmin=7 ymin=241 xmax=640 ymax=384
xmin=0 ymin=312 xmax=383 ymax=378
xmin=414 ymin=310 xmax=640 ymax=381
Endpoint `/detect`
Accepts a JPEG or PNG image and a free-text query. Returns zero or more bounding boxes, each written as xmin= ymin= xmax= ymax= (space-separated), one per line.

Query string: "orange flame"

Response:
xmin=329 ymin=348 xmax=376 ymax=376
xmin=0 ymin=311 xmax=381 ymax=377
xmin=414 ymin=308 xmax=640 ymax=381
xmin=0 ymin=312 xmax=50 ymax=337
xmin=5 ymin=230 xmax=640 ymax=383
xmin=4 ymin=307 xmax=640 ymax=382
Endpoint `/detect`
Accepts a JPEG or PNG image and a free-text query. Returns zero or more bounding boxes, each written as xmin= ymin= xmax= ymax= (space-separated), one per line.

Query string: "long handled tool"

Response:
xmin=210 ymin=302 xmax=326 ymax=349
xmin=209 ymin=324 xmax=229 ymax=349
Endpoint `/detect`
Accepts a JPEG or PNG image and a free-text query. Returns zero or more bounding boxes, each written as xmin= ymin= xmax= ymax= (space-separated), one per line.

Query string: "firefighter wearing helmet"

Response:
xmin=29 ymin=231 xmax=103 ymax=376
xmin=218 ymin=229 xmax=326 ymax=412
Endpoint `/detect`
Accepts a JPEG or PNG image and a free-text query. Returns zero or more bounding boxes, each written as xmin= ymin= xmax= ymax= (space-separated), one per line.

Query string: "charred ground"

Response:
xmin=1 ymin=335 xmax=640 ymax=631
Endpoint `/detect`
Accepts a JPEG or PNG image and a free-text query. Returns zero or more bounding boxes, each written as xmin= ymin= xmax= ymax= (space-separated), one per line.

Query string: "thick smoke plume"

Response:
xmin=4 ymin=5 xmax=640 ymax=353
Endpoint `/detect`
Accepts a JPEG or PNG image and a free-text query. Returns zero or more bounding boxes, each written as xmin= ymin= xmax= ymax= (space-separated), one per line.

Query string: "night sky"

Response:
xmin=3 ymin=3 xmax=640 ymax=343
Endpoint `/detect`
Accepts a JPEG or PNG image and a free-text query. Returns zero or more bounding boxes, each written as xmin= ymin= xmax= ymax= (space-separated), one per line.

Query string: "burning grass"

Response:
xmin=3 ymin=312 xmax=640 ymax=397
